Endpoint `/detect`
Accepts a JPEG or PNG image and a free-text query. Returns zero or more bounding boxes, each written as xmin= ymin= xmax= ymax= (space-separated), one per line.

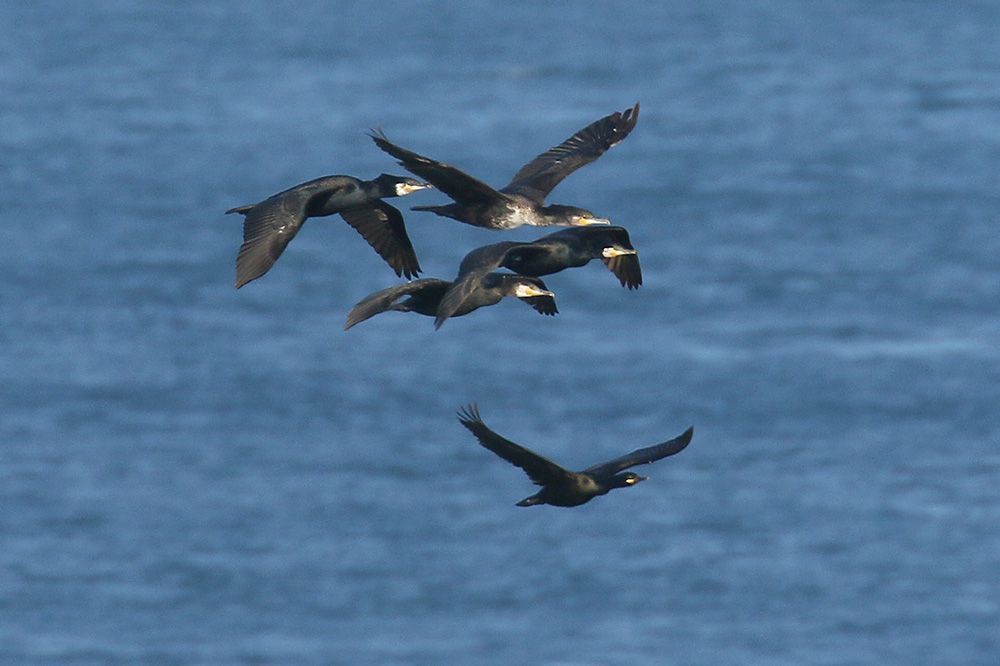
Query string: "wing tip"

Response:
xmin=675 ymin=425 xmax=695 ymax=450
xmin=457 ymin=403 xmax=483 ymax=428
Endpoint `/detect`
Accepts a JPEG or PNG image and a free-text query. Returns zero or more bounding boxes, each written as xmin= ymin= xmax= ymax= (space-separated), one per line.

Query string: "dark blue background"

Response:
xmin=2 ymin=1 xmax=998 ymax=664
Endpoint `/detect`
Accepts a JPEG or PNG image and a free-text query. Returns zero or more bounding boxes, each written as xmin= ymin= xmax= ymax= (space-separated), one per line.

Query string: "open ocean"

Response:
xmin=3 ymin=1 xmax=999 ymax=664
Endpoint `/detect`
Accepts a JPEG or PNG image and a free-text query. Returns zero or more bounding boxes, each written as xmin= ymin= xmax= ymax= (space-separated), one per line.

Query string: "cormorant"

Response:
xmin=227 ymin=173 xmax=431 ymax=288
xmin=457 ymin=404 xmax=693 ymax=507
xmin=368 ymin=103 xmax=639 ymax=230
xmin=344 ymin=274 xmax=557 ymax=330
xmin=434 ymin=226 xmax=641 ymax=328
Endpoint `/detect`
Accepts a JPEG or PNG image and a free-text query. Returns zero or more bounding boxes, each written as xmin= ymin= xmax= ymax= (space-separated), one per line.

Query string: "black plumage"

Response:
xmin=434 ymin=226 xmax=642 ymax=328
xmin=458 ymin=404 xmax=693 ymax=507
xmin=369 ymin=103 xmax=639 ymax=231
xmin=227 ymin=173 xmax=430 ymax=288
xmin=344 ymin=274 xmax=557 ymax=330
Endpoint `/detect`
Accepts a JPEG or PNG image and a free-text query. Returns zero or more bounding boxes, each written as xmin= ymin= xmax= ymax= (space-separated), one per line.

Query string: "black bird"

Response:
xmin=344 ymin=274 xmax=557 ymax=330
xmin=227 ymin=173 xmax=431 ymax=288
xmin=457 ymin=404 xmax=693 ymax=507
xmin=369 ymin=103 xmax=639 ymax=231
xmin=434 ymin=226 xmax=642 ymax=328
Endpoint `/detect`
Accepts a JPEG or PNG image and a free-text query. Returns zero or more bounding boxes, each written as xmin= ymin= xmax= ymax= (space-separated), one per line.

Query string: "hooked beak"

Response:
xmin=514 ymin=284 xmax=554 ymax=299
xmin=399 ymin=181 xmax=433 ymax=195
xmin=575 ymin=216 xmax=611 ymax=226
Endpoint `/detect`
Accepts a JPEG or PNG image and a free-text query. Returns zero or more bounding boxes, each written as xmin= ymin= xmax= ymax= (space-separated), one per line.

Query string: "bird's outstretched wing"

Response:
xmin=344 ymin=278 xmax=450 ymax=330
xmin=338 ymin=201 xmax=421 ymax=279
xmin=369 ymin=130 xmax=503 ymax=207
xmin=230 ymin=195 xmax=309 ymax=289
xmin=583 ymin=426 xmax=693 ymax=477
xmin=602 ymin=253 xmax=643 ymax=289
xmin=520 ymin=293 xmax=559 ymax=316
xmin=596 ymin=227 xmax=643 ymax=289
xmin=458 ymin=404 xmax=575 ymax=487
xmin=229 ymin=176 xmax=359 ymax=289
xmin=502 ymin=103 xmax=640 ymax=204
xmin=434 ymin=241 xmax=523 ymax=325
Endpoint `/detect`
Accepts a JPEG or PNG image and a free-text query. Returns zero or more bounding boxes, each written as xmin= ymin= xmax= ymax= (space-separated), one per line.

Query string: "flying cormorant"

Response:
xmin=227 ymin=173 xmax=431 ymax=288
xmin=344 ymin=274 xmax=557 ymax=330
xmin=434 ymin=226 xmax=642 ymax=328
xmin=457 ymin=404 xmax=692 ymax=507
xmin=368 ymin=103 xmax=639 ymax=231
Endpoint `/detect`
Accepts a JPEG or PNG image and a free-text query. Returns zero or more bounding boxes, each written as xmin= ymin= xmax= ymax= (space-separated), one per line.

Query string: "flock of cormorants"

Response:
xmin=227 ymin=103 xmax=694 ymax=506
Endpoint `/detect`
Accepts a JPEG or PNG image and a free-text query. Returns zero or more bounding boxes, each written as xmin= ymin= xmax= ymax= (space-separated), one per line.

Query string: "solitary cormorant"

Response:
xmin=368 ymin=103 xmax=639 ymax=230
xmin=457 ymin=404 xmax=693 ymax=507
xmin=434 ymin=226 xmax=642 ymax=328
xmin=227 ymin=173 xmax=431 ymax=288
xmin=344 ymin=274 xmax=557 ymax=330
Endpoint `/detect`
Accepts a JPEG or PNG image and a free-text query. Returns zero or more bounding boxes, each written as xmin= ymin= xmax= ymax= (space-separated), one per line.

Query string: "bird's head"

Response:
xmin=377 ymin=174 xmax=433 ymax=197
xmin=511 ymin=278 xmax=555 ymax=300
xmin=613 ymin=472 xmax=648 ymax=489
xmin=602 ymin=244 xmax=637 ymax=259
xmin=547 ymin=205 xmax=610 ymax=227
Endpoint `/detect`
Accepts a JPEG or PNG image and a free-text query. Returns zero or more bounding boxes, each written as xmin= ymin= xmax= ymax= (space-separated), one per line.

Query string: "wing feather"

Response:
xmin=338 ymin=201 xmax=421 ymax=279
xmin=583 ymin=426 xmax=693 ymax=477
xmin=231 ymin=197 xmax=307 ymax=288
xmin=369 ymin=130 xmax=503 ymax=207
xmin=344 ymin=278 xmax=450 ymax=329
xmin=602 ymin=253 xmax=643 ymax=289
xmin=434 ymin=242 xmax=522 ymax=326
xmin=503 ymin=103 xmax=639 ymax=203
xmin=457 ymin=404 xmax=574 ymax=487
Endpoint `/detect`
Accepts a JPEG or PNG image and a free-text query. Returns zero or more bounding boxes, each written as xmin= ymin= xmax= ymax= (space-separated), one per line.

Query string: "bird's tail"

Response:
xmin=344 ymin=290 xmax=403 ymax=330
xmin=516 ymin=496 xmax=542 ymax=507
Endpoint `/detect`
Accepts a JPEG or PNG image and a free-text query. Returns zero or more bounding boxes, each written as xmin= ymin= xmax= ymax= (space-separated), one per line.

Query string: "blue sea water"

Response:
xmin=2 ymin=1 xmax=999 ymax=664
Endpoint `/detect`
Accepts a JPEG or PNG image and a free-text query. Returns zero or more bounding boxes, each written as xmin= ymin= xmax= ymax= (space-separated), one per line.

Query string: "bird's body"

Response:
xmin=369 ymin=103 xmax=639 ymax=231
xmin=227 ymin=173 xmax=430 ymax=288
xmin=344 ymin=274 xmax=557 ymax=330
xmin=457 ymin=404 xmax=692 ymax=507
xmin=434 ymin=226 xmax=642 ymax=327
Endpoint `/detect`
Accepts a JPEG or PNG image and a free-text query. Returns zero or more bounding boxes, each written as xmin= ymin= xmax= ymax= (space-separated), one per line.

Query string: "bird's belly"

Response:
xmin=543 ymin=490 xmax=593 ymax=507
xmin=541 ymin=477 xmax=602 ymax=507
xmin=495 ymin=202 xmax=541 ymax=229
xmin=510 ymin=255 xmax=575 ymax=277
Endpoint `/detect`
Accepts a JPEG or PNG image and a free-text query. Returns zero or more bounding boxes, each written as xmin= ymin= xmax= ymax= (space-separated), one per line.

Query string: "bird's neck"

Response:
xmin=537 ymin=207 xmax=574 ymax=226
xmin=362 ymin=178 xmax=390 ymax=198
